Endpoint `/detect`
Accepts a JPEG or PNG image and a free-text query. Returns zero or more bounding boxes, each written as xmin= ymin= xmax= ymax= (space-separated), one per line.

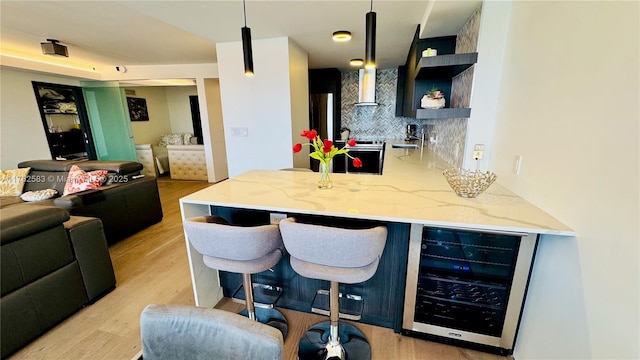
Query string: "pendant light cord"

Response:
xmin=370 ymin=0 xmax=373 ymax=12
xmin=243 ymin=0 xmax=247 ymax=27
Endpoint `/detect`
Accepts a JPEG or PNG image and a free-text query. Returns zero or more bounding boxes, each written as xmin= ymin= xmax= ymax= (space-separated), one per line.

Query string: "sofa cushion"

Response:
xmin=1 ymin=224 xmax=74 ymax=296
xmin=1 ymin=262 xmax=88 ymax=358
xmin=20 ymin=189 xmax=58 ymax=202
xmin=0 ymin=196 xmax=25 ymax=208
xmin=64 ymin=216 xmax=116 ymax=301
xmin=18 ymin=159 xmax=142 ymax=176
xmin=63 ymin=165 xmax=108 ymax=196
xmin=159 ymin=133 xmax=184 ymax=146
xmin=74 ymin=161 xmax=142 ymax=175
xmin=0 ymin=168 xmax=30 ymax=196
xmin=18 ymin=160 xmax=78 ymax=172
xmin=0 ymin=204 xmax=70 ymax=244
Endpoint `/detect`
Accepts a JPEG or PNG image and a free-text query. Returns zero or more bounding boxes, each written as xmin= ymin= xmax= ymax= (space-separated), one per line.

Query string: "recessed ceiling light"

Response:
xmin=350 ymin=59 xmax=364 ymax=66
xmin=332 ymin=31 xmax=352 ymax=42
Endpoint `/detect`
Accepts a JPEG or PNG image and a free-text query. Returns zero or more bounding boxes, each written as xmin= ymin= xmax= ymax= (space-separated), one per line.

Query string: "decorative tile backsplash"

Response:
xmin=339 ymin=3 xmax=482 ymax=168
xmin=456 ymin=5 xmax=482 ymax=54
xmin=426 ymin=3 xmax=482 ymax=168
xmin=340 ymin=69 xmax=418 ymax=141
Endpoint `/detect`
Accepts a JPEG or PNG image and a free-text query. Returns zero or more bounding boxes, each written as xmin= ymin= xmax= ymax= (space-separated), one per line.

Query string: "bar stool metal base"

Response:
xmin=239 ymin=307 xmax=288 ymax=339
xmin=297 ymin=321 xmax=370 ymax=360
xmin=311 ymin=289 xmax=364 ymax=320
xmin=232 ymin=282 xmax=283 ymax=309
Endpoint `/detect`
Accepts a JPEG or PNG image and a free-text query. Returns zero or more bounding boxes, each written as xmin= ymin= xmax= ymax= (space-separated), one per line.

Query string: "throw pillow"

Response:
xmin=20 ymin=189 xmax=58 ymax=202
xmin=0 ymin=167 xmax=30 ymax=196
xmin=159 ymin=134 xmax=183 ymax=147
xmin=63 ymin=165 xmax=108 ymax=196
xmin=182 ymin=133 xmax=193 ymax=145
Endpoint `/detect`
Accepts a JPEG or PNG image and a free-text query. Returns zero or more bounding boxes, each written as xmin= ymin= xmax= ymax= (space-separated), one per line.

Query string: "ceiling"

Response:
xmin=0 ymin=0 xmax=481 ymax=76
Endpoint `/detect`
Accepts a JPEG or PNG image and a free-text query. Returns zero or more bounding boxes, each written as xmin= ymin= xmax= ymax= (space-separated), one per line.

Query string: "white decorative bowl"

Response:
xmin=443 ymin=168 xmax=497 ymax=198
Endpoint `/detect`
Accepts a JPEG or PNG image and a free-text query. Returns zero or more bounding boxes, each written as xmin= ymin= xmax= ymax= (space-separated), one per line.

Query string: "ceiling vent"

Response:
xmin=41 ymin=39 xmax=68 ymax=57
xmin=355 ymin=68 xmax=378 ymax=106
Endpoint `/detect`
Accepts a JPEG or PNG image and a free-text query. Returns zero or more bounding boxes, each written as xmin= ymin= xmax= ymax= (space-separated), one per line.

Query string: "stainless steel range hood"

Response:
xmin=355 ymin=68 xmax=378 ymax=106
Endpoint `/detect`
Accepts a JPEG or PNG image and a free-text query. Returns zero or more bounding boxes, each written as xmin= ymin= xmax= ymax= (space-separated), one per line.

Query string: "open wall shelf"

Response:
xmin=416 ymin=108 xmax=471 ymax=119
xmin=416 ymin=53 xmax=478 ymax=79
xmin=397 ymin=29 xmax=478 ymax=120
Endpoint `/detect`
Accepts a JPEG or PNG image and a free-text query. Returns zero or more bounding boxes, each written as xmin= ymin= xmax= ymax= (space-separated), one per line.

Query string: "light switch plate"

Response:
xmin=231 ymin=127 xmax=249 ymax=137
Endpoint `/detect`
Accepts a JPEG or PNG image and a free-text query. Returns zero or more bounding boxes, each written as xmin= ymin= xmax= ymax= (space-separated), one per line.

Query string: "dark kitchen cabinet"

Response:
xmin=397 ymin=27 xmax=477 ymax=119
xmin=309 ymin=68 xmax=342 ymax=171
xmin=309 ymin=68 xmax=341 ymax=138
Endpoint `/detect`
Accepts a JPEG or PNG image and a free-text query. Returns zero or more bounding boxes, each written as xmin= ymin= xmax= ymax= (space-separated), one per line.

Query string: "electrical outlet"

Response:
xmin=473 ymin=144 xmax=484 ymax=160
xmin=269 ymin=213 xmax=287 ymax=225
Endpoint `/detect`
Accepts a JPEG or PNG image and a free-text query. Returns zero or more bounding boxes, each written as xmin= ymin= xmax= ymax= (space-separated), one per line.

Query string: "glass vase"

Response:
xmin=317 ymin=162 xmax=333 ymax=189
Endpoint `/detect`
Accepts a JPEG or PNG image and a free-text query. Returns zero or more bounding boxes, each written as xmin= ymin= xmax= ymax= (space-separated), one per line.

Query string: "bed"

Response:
xmin=136 ymin=133 xmax=207 ymax=181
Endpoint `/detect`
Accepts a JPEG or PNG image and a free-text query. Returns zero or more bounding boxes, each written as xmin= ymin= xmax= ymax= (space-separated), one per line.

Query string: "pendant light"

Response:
xmin=241 ymin=0 xmax=254 ymax=76
xmin=365 ymin=0 xmax=376 ymax=69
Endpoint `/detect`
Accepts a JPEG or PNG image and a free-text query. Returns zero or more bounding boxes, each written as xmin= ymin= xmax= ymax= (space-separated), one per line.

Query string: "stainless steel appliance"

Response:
xmin=345 ymin=141 xmax=385 ymax=175
xmin=403 ymin=224 xmax=538 ymax=355
xmin=309 ymin=93 xmax=334 ymax=171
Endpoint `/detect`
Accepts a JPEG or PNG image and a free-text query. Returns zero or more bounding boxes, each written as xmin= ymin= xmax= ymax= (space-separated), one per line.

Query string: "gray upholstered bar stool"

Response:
xmin=279 ymin=217 xmax=387 ymax=360
xmin=183 ymin=216 xmax=288 ymax=339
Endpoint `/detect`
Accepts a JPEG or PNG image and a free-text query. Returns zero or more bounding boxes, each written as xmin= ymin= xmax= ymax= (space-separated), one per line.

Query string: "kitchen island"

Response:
xmin=179 ymin=144 xmax=574 ymax=353
xmin=181 ymin=144 xmax=573 ymax=235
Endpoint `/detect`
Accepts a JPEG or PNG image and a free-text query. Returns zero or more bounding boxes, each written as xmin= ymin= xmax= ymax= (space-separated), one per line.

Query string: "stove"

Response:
xmin=345 ymin=141 xmax=385 ymax=174
xmin=346 ymin=140 xmax=384 ymax=151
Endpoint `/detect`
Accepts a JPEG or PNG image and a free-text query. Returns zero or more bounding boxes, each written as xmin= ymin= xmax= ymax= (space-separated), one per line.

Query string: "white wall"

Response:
xmin=217 ymin=37 xmax=306 ymax=177
xmin=126 ymin=86 xmax=173 ymax=145
xmin=462 ymin=1 xmax=511 ymax=170
xmin=165 ymin=86 xmax=198 ymax=134
xmin=491 ymin=2 xmax=639 ymax=359
xmin=0 ymin=67 xmax=81 ymax=168
xmin=287 ymin=39 xmax=310 ymax=169
xmin=196 ymin=78 xmax=228 ymax=183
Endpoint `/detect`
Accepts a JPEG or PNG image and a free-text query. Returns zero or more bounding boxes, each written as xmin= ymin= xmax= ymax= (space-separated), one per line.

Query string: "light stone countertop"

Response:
xmin=181 ymin=142 xmax=575 ymax=236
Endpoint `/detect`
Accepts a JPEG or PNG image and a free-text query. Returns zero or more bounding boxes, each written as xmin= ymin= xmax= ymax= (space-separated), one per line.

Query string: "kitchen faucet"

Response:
xmin=405 ymin=128 xmax=426 ymax=148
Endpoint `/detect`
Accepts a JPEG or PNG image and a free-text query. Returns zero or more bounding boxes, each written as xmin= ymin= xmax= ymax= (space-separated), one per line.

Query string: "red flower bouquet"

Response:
xmin=293 ymin=129 xmax=362 ymax=188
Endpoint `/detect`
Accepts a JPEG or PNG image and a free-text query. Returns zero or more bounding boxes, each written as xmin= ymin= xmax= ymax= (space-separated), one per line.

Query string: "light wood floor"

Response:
xmin=10 ymin=177 xmax=512 ymax=360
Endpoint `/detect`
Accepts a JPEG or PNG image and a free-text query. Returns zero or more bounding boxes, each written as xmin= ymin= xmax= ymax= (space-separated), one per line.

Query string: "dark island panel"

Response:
xmin=211 ymin=205 xmax=411 ymax=332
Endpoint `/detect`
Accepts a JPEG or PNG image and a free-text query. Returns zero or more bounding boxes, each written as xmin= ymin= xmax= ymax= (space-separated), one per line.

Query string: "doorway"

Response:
xmin=189 ymin=95 xmax=203 ymax=145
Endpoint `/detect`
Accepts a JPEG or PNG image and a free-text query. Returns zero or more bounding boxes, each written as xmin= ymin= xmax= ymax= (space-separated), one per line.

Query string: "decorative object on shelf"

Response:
xmin=365 ymin=0 xmax=376 ymax=69
xmin=421 ymin=88 xmax=446 ymax=109
xmin=443 ymin=168 xmax=497 ymax=198
xmin=422 ymin=48 xmax=437 ymax=57
xmin=241 ymin=0 xmax=254 ymax=76
xmin=293 ymin=129 xmax=362 ymax=189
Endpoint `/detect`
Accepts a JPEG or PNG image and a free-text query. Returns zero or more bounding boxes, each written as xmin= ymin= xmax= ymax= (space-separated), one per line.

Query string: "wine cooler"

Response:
xmin=402 ymin=224 xmax=538 ymax=355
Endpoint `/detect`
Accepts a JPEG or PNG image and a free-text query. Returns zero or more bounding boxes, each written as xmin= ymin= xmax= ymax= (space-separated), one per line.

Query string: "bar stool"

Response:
xmin=183 ymin=216 xmax=288 ymax=339
xmin=279 ymin=217 xmax=387 ymax=360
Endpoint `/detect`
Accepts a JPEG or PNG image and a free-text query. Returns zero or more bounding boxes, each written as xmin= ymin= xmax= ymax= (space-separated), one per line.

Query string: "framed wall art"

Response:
xmin=127 ymin=97 xmax=149 ymax=121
